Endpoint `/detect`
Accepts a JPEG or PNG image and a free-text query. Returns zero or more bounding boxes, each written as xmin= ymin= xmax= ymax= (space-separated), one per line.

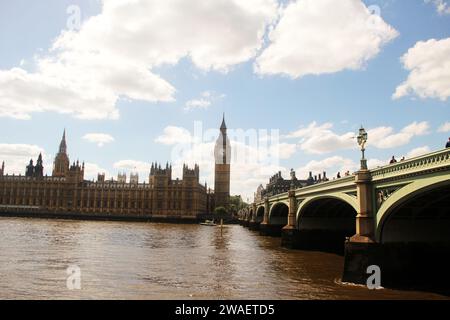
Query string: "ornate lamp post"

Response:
xmin=357 ymin=126 xmax=368 ymax=170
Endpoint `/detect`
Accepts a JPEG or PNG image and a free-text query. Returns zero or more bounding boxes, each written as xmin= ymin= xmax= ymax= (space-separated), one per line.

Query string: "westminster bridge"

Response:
xmin=238 ymin=148 xmax=450 ymax=290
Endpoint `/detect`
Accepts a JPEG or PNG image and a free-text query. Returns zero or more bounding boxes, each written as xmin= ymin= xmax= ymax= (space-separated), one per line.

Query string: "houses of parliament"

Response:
xmin=0 ymin=117 xmax=231 ymax=221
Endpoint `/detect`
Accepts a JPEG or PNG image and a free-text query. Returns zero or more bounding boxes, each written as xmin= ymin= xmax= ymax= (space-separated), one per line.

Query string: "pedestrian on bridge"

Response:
xmin=389 ymin=156 xmax=397 ymax=164
xmin=446 ymin=137 xmax=450 ymax=148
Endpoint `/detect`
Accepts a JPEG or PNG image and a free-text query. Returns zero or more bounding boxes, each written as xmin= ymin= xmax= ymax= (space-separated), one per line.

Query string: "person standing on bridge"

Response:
xmin=446 ymin=137 xmax=450 ymax=148
xmin=389 ymin=156 xmax=397 ymax=164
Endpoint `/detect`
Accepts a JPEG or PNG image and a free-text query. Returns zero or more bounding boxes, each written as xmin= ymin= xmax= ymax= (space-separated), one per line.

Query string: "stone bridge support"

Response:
xmin=281 ymin=190 xmax=300 ymax=248
xmin=342 ymin=169 xmax=379 ymax=284
xmin=259 ymin=197 xmax=270 ymax=236
xmin=249 ymin=203 xmax=259 ymax=230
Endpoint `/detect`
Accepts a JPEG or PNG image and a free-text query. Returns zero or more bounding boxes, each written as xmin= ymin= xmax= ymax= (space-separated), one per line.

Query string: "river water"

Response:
xmin=0 ymin=217 xmax=446 ymax=300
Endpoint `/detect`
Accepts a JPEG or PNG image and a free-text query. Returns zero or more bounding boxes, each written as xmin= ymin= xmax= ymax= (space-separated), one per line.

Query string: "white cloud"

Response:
xmin=83 ymin=162 xmax=111 ymax=181
xmin=272 ymin=143 xmax=297 ymax=159
xmin=0 ymin=0 xmax=278 ymax=120
xmin=0 ymin=144 xmax=47 ymax=174
xmin=255 ymin=0 xmax=398 ymax=78
xmin=406 ymin=146 xmax=431 ymax=159
xmin=295 ymin=155 xmax=391 ymax=178
xmin=286 ymin=122 xmax=355 ymax=154
xmin=184 ymin=91 xmax=225 ymax=111
xmin=438 ymin=122 xmax=450 ymax=132
xmin=82 ymin=133 xmax=115 ymax=147
xmin=286 ymin=120 xmax=430 ymax=155
xmin=425 ymin=0 xmax=450 ymax=14
xmin=393 ymin=38 xmax=450 ymax=101
xmin=155 ymin=126 xmax=193 ymax=145
xmin=295 ymin=156 xmax=357 ymax=179
xmin=368 ymin=121 xmax=430 ymax=149
xmin=185 ymin=99 xmax=211 ymax=111
xmin=367 ymin=158 xmax=387 ymax=169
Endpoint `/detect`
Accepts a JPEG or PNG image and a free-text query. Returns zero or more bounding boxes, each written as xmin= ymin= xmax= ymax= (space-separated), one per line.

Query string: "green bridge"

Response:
xmin=238 ymin=148 xmax=450 ymax=290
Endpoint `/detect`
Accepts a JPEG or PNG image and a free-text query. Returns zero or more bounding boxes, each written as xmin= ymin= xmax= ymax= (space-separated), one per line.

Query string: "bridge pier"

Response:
xmin=343 ymin=241 xmax=450 ymax=292
xmin=260 ymin=224 xmax=283 ymax=236
xmin=283 ymin=229 xmax=351 ymax=253
xmin=281 ymin=190 xmax=298 ymax=247
xmin=281 ymin=228 xmax=301 ymax=248
xmin=259 ymin=197 xmax=270 ymax=236
xmin=342 ymin=241 xmax=381 ymax=284
xmin=248 ymin=220 xmax=260 ymax=231
xmin=248 ymin=203 xmax=259 ymax=230
xmin=342 ymin=169 xmax=378 ymax=283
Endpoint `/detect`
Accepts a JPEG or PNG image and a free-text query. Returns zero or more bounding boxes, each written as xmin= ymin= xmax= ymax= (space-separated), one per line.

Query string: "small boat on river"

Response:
xmin=200 ymin=220 xmax=217 ymax=226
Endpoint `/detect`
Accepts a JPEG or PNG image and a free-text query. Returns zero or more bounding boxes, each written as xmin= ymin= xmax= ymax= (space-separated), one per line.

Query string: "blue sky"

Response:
xmin=0 ymin=0 xmax=449 ymax=201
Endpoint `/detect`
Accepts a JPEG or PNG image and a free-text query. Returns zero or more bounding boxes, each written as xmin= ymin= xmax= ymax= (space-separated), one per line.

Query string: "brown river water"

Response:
xmin=0 ymin=217 xmax=446 ymax=299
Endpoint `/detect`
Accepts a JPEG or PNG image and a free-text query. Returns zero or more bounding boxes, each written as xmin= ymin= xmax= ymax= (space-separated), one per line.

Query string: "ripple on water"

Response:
xmin=0 ymin=217 xmax=448 ymax=300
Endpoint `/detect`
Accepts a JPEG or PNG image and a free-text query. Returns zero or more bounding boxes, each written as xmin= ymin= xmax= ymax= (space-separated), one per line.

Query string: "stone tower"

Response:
xmin=214 ymin=114 xmax=231 ymax=209
xmin=34 ymin=153 xmax=44 ymax=177
xmin=52 ymin=129 xmax=70 ymax=177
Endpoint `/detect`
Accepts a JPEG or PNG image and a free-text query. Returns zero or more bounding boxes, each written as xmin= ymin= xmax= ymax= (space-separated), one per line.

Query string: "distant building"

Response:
xmin=117 ymin=172 xmax=127 ymax=183
xmin=0 ymin=130 xmax=209 ymax=220
xmin=259 ymin=169 xmax=328 ymax=198
xmin=130 ymin=172 xmax=139 ymax=185
xmin=254 ymin=184 xmax=264 ymax=202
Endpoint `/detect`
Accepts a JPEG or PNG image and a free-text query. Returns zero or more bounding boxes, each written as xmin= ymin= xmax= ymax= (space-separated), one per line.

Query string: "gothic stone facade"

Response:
xmin=0 ymin=131 xmax=210 ymax=221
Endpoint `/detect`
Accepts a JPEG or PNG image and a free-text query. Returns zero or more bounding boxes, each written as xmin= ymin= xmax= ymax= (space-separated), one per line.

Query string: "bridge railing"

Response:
xmin=294 ymin=175 xmax=355 ymax=192
xmin=370 ymin=148 xmax=450 ymax=180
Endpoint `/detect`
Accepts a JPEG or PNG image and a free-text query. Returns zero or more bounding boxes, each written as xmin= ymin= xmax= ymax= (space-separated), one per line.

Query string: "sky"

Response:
xmin=0 ymin=0 xmax=449 ymax=202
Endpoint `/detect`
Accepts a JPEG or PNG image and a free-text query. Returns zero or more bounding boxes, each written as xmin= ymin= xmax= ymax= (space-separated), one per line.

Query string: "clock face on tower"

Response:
xmin=214 ymin=133 xmax=230 ymax=165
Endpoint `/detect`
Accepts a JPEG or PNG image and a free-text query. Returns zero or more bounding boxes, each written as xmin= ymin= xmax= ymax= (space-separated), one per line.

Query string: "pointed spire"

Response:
xmin=59 ymin=129 xmax=67 ymax=154
xmin=220 ymin=113 xmax=227 ymax=131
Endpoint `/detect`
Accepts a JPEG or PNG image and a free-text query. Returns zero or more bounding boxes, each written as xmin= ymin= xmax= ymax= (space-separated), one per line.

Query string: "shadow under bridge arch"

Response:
xmin=294 ymin=194 xmax=358 ymax=254
xmin=264 ymin=202 xmax=289 ymax=237
xmin=373 ymin=179 xmax=450 ymax=292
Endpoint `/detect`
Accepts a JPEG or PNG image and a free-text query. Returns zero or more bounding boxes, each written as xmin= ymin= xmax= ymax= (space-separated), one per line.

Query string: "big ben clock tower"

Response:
xmin=214 ymin=114 xmax=231 ymax=210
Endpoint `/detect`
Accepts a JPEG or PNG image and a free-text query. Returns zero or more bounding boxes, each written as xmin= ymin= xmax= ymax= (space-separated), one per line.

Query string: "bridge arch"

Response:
xmin=372 ymin=175 xmax=450 ymax=291
xmin=255 ymin=206 xmax=265 ymax=223
xmin=296 ymin=193 xmax=358 ymax=222
xmin=248 ymin=209 xmax=254 ymax=221
xmin=376 ymin=175 xmax=450 ymax=243
xmin=295 ymin=193 xmax=358 ymax=253
xmin=268 ymin=201 xmax=289 ymax=225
